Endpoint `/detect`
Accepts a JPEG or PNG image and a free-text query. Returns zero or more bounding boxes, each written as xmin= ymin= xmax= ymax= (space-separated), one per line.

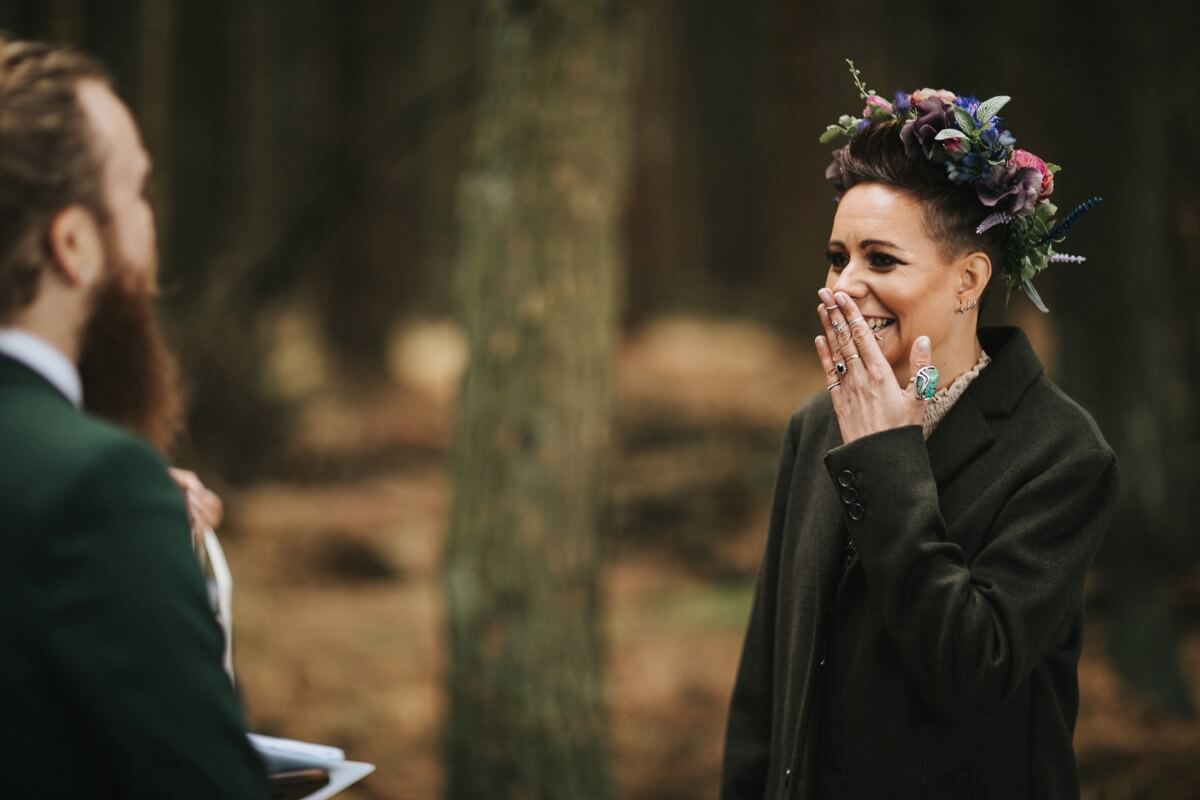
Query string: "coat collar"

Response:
xmin=0 ymin=352 xmax=76 ymax=408
xmin=926 ymin=326 xmax=1043 ymax=484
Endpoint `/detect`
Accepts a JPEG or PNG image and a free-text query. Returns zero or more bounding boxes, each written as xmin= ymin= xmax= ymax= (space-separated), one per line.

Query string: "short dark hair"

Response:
xmin=0 ymin=35 xmax=111 ymax=322
xmin=834 ymin=118 xmax=1006 ymax=280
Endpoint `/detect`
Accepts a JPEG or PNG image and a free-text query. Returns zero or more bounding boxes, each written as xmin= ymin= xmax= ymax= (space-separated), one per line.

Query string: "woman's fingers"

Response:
xmin=818 ymin=290 xmax=859 ymax=367
xmin=833 ymin=292 xmax=890 ymax=380
xmin=908 ymin=335 xmax=939 ymax=401
xmin=814 ymin=333 xmax=844 ymax=393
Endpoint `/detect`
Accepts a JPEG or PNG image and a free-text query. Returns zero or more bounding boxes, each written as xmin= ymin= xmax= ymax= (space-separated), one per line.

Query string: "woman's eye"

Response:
xmin=826 ymin=251 xmax=849 ymax=270
xmin=868 ymin=252 xmax=898 ymax=269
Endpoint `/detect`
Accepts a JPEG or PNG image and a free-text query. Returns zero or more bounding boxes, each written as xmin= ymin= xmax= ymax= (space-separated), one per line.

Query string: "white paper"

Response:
xmin=202 ymin=527 xmax=235 ymax=681
xmin=249 ymin=733 xmax=375 ymax=800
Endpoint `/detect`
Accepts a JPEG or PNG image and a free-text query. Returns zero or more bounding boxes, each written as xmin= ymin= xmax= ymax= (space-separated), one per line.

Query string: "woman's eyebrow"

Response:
xmin=860 ymin=238 xmax=901 ymax=249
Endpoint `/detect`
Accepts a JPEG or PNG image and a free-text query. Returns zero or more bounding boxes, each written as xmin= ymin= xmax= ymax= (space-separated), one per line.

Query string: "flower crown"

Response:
xmin=820 ymin=60 xmax=1101 ymax=312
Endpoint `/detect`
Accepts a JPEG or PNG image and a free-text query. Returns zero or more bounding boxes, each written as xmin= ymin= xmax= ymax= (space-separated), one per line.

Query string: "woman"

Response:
xmin=721 ymin=65 xmax=1118 ymax=800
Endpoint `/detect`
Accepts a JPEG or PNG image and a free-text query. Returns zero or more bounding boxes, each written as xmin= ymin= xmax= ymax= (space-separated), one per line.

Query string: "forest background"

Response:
xmin=4 ymin=1 xmax=1199 ymax=798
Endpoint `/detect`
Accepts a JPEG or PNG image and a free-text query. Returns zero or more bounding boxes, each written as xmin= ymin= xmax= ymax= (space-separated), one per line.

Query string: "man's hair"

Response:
xmin=837 ymin=118 xmax=1007 ymax=273
xmin=0 ymin=35 xmax=111 ymax=322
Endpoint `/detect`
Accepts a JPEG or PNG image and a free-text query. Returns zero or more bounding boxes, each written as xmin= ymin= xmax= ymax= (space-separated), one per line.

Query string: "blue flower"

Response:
xmin=856 ymin=118 xmax=871 ymax=132
xmin=946 ymin=152 xmax=991 ymax=184
xmin=892 ymin=90 xmax=912 ymax=114
xmin=955 ymin=95 xmax=982 ymax=114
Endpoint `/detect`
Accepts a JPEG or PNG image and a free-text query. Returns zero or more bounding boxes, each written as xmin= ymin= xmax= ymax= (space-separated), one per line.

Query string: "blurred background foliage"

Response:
xmin=3 ymin=0 xmax=1199 ymax=798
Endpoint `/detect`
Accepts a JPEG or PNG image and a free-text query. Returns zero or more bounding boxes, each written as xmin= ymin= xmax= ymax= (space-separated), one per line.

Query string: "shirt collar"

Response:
xmin=0 ymin=328 xmax=83 ymax=408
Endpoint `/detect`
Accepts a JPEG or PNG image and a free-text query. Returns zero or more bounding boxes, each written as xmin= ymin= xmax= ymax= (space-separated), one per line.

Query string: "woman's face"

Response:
xmin=824 ymin=182 xmax=979 ymax=384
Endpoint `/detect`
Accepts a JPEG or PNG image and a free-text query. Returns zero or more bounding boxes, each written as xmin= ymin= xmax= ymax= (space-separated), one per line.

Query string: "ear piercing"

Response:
xmin=956 ymin=298 xmax=978 ymax=314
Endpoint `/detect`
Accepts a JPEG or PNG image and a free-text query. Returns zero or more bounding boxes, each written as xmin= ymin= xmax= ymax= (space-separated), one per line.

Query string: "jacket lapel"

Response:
xmin=927 ymin=326 xmax=1044 ymax=486
xmin=926 ymin=392 xmax=994 ymax=485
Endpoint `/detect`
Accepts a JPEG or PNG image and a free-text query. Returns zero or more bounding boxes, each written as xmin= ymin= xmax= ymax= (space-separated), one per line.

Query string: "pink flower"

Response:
xmin=862 ymin=94 xmax=893 ymax=118
xmin=910 ymin=88 xmax=957 ymax=105
xmin=944 ymin=138 xmax=965 ymax=155
xmin=1010 ymin=149 xmax=1054 ymax=198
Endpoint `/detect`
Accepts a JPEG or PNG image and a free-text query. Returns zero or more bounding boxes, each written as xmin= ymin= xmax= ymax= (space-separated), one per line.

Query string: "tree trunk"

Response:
xmin=444 ymin=2 xmax=629 ymax=798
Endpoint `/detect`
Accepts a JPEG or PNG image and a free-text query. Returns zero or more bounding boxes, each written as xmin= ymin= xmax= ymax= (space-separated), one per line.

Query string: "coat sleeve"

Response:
xmin=823 ymin=424 xmax=1119 ymax=724
xmin=40 ymin=437 xmax=268 ymax=799
xmin=721 ymin=413 xmax=801 ymax=800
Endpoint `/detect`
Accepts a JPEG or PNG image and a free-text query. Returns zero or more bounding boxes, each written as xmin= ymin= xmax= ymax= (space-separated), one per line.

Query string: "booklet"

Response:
xmin=250 ymin=733 xmax=376 ymax=800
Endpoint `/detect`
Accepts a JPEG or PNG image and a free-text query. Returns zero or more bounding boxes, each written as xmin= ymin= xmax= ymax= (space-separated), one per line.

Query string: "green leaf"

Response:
xmin=1022 ymin=278 xmax=1050 ymax=312
xmin=934 ymin=128 xmax=969 ymax=141
xmin=952 ymin=106 xmax=977 ymax=133
xmin=819 ymin=126 xmax=843 ymax=144
xmin=838 ymin=114 xmax=857 ymax=128
xmin=1045 ymin=162 xmax=1062 ymax=174
xmin=976 ymin=95 xmax=1011 ymax=124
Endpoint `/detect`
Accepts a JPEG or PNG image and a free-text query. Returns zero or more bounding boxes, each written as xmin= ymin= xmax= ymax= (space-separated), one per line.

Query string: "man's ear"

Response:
xmin=48 ymin=205 xmax=104 ymax=288
xmin=958 ymin=251 xmax=993 ymax=300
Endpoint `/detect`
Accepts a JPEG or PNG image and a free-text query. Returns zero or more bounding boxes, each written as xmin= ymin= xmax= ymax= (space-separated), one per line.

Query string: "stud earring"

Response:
xmin=955 ymin=298 xmax=978 ymax=314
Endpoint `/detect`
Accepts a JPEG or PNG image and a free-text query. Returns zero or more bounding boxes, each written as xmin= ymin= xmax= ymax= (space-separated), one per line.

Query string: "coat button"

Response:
xmin=837 ymin=469 xmax=855 ymax=487
xmin=840 ymin=486 xmax=858 ymax=504
xmin=847 ymin=503 xmax=866 ymax=521
xmin=783 ymin=767 xmax=792 ymax=790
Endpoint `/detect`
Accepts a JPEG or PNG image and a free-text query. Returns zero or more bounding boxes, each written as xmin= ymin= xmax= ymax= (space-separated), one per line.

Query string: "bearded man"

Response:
xmin=0 ymin=37 xmax=267 ymax=797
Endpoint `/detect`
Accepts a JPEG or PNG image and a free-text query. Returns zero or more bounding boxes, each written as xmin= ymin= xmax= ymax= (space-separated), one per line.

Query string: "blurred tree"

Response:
xmin=314 ymin=0 xmax=432 ymax=377
xmin=443 ymin=1 xmax=631 ymax=798
xmin=1047 ymin=1 xmax=1197 ymax=715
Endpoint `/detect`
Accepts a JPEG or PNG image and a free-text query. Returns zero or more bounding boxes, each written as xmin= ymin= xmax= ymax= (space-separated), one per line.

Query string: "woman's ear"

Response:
xmin=48 ymin=205 xmax=104 ymax=288
xmin=958 ymin=251 xmax=992 ymax=302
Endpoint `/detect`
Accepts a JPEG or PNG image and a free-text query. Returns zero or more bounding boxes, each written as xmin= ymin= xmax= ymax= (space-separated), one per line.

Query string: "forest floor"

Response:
xmin=219 ymin=316 xmax=1200 ymax=800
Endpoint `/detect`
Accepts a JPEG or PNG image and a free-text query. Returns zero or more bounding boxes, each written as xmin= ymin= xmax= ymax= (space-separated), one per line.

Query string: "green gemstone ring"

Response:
xmin=914 ymin=365 xmax=940 ymax=400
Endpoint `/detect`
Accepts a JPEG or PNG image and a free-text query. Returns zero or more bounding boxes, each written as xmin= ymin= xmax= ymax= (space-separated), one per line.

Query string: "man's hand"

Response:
xmin=168 ymin=468 xmax=224 ymax=541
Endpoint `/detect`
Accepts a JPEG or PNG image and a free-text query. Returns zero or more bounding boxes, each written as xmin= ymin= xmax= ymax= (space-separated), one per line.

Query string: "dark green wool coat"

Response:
xmin=721 ymin=327 xmax=1119 ymax=800
xmin=0 ymin=355 xmax=268 ymax=798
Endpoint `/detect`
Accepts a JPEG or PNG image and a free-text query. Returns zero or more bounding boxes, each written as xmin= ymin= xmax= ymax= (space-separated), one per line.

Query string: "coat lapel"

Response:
xmin=926 ymin=392 xmax=994 ymax=485
xmin=927 ymin=327 xmax=1044 ymax=486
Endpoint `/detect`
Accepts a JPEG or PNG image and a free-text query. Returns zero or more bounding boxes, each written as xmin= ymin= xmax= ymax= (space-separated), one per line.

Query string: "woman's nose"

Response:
xmin=831 ymin=261 xmax=868 ymax=296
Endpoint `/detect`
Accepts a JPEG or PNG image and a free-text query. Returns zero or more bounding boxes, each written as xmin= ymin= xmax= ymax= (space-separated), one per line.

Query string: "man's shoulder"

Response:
xmin=0 ymin=389 xmax=173 ymax=521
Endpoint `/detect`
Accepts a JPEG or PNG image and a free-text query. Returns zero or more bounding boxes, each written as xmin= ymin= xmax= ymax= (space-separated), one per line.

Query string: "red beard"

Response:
xmin=77 ymin=262 xmax=184 ymax=454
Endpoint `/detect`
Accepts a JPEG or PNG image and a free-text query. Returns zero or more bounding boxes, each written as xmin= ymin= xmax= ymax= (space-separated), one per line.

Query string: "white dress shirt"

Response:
xmin=0 ymin=328 xmax=82 ymax=408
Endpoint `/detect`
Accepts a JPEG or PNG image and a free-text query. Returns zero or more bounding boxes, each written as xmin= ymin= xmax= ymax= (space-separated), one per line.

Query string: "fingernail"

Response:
xmin=917 ymin=335 xmax=931 ymax=354
xmin=835 ymin=292 xmax=848 ymax=304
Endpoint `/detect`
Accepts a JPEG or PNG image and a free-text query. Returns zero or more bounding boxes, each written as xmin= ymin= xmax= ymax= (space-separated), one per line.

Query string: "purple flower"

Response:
xmin=899 ymin=99 xmax=951 ymax=159
xmin=892 ymin=90 xmax=912 ymax=114
xmin=856 ymin=118 xmax=871 ymax=132
xmin=977 ymin=164 xmax=1043 ymax=217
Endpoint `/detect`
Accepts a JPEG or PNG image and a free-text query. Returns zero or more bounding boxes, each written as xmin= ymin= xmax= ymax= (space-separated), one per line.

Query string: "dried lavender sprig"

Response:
xmin=1049 ymin=253 xmax=1087 ymax=264
xmin=976 ymin=212 xmax=1012 ymax=234
xmin=1042 ymin=196 xmax=1103 ymax=243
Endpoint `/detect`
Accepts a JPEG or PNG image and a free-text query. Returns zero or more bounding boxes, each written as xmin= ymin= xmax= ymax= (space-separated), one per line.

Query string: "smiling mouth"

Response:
xmin=865 ymin=317 xmax=895 ymax=334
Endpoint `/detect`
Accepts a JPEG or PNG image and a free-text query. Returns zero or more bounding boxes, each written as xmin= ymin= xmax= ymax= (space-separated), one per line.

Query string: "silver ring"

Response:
xmin=832 ymin=321 xmax=847 ymax=333
xmin=825 ymin=305 xmax=839 ymax=312
xmin=845 ymin=353 xmax=861 ymax=363
xmin=826 ymin=380 xmax=842 ymax=391
xmin=847 ymin=316 xmax=866 ymax=326
xmin=835 ymin=361 xmax=847 ymax=376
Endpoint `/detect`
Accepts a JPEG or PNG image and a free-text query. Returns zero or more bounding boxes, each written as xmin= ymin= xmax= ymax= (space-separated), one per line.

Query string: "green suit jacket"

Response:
xmin=0 ymin=354 xmax=268 ymax=798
